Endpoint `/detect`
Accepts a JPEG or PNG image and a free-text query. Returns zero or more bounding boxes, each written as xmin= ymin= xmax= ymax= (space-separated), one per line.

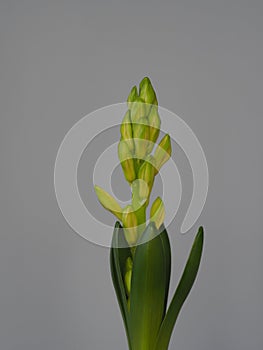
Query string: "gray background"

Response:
xmin=0 ymin=0 xmax=262 ymax=349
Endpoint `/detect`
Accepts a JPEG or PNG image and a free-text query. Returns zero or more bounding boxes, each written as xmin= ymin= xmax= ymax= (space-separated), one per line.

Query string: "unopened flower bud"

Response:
xmin=125 ymin=269 xmax=132 ymax=295
xmin=133 ymin=140 xmax=150 ymax=161
xmin=131 ymin=179 xmax=148 ymax=209
xmin=130 ymin=97 xmax=146 ymax=123
xmin=127 ymin=86 xmax=139 ymax=109
xmin=132 ymin=117 xmax=149 ymax=139
xmin=138 ymin=156 xmax=155 ymax=197
xmin=150 ymin=197 xmax=165 ymax=229
xmin=133 ymin=117 xmax=150 ymax=160
xmin=154 ymin=134 xmax=172 ymax=174
xmin=147 ymin=105 xmax=161 ymax=152
xmin=139 ymin=77 xmax=158 ymax=106
xmin=118 ymin=140 xmax=136 ymax=183
xmin=125 ymin=257 xmax=133 ymax=295
xmin=125 ymin=256 xmax=133 ymax=271
xmin=122 ymin=205 xmax=138 ymax=245
xmin=122 ymin=205 xmax=137 ymax=228
xmin=120 ymin=110 xmax=134 ymax=153
xmin=94 ymin=185 xmax=122 ymax=220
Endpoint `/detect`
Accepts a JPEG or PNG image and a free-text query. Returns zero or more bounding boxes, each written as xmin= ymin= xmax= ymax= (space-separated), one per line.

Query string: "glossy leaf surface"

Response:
xmin=154 ymin=227 xmax=204 ymax=350
xmin=129 ymin=223 xmax=171 ymax=350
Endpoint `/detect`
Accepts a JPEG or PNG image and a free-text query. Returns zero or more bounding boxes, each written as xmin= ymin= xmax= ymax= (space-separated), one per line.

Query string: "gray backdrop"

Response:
xmin=0 ymin=0 xmax=262 ymax=349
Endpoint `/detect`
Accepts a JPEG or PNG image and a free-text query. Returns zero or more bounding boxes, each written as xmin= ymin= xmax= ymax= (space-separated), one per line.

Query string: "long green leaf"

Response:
xmin=154 ymin=227 xmax=204 ymax=350
xmin=159 ymin=224 xmax=172 ymax=316
xmin=129 ymin=223 xmax=171 ymax=350
xmin=110 ymin=222 xmax=132 ymax=349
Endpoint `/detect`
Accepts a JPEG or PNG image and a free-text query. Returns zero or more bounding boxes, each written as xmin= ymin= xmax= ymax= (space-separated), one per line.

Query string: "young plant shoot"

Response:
xmin=95 ymin=77 xmax=204 ymax=350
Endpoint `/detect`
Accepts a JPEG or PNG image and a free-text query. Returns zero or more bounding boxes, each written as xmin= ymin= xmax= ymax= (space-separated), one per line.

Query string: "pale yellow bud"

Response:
xmin=150 ymin=197 xmax=165 ymax=229
xmin=133 ymin=117 xmax=150 ymax=160
xmin=131 ymin=179 xmax=148 ymax=209
xmin=137 ymin=156 xmax=155 ymax=199
xmin=154 ymin=134 xmax=172 ymax=174
xmin=127 ymin=86 xmax=139 ymax=109
xmin=124 ymin=256 xmax=133 ymax=295
xmin=94 ymin=185 xmax=122 ymax=220
xmin=125 ymin=269 xmax=132 ymax=295
xmin=132 ymin=117 xmax=149 ymax=138
xmin=139 ymin=77 xmax=158 ymax=106
xmin=125 ymin=256 xmax=133 ymax=271
xmin=130 ymin=97 xmax=146 ymax=123
xmin=122 ymin=205 xmax=138 ymax=228
xmin=148 ymin=105 xmax=161 ymax=151
xmin=120 ymin=110 xmax=134 ymax=153
xmin=122 ymin=205 xmax=138 ymax=245
xmin=118 ymin=140 xmax=136 ymax=183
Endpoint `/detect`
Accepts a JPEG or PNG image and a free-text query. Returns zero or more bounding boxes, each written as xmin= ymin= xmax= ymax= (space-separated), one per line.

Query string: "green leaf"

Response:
xmin=159 ymin=224 xmax=172 ymax=315
xmin=110 ymin=222 xmax=132 ymax=349
xmin=154 ymin=227 xmax=204 ymax=350
xmin=129 ymin=223 xmax=171 ymax=350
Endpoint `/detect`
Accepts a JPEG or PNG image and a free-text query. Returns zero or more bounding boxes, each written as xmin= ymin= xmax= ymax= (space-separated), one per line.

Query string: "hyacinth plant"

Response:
xmin=94 ymin=77 xmax=204 ymax=350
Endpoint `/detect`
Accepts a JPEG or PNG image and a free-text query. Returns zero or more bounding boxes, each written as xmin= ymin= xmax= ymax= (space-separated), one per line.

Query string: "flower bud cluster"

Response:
xmin=95 ymin=77 xmax=172 ymax=246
